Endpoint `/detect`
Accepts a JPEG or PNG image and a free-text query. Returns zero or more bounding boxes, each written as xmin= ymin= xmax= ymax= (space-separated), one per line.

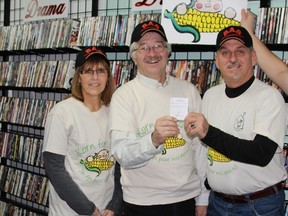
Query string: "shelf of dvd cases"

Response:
xmin=0 ymin=131 xmax=49 ymax=215
xmin=0 ymin=9 xmax=288 ymax=54
xmin=256 ymin=7 xmax=288 ymax=45
xmin=0 ymin=14 xmax=161 ymax=53
xmin=0 ymin=60 xmax=75 ymax=90
xmin=0 ymin=89 xmax=68 ymax=214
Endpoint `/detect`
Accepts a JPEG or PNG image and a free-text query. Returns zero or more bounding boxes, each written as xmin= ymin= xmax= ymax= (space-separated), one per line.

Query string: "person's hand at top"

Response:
xmin=241 ymin=9 xmax=256 ymax=35
xmin=241 ymin=8 xmax=288 ymax=95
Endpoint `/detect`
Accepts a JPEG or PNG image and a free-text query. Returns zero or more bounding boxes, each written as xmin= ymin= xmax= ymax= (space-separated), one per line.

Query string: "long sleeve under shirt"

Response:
xmin=43 ymin=152 xmax=123 ymax=216
xmin=201 ymin=76 xmax=278 ymax=167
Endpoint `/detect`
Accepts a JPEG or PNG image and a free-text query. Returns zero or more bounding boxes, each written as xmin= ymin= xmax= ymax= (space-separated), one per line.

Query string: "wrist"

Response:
xmin=151 ymin=132 xmax=160 ymax=148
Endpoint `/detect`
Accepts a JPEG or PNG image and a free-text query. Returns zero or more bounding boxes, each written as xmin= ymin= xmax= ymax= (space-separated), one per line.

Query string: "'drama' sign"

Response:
xmin=23 ymin=0 xmax=69 ymax=22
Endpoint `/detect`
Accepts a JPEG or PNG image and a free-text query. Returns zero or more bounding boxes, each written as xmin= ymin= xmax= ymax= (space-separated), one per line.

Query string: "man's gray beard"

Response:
xmin=233 ymin=72 xmax=239 ymax=80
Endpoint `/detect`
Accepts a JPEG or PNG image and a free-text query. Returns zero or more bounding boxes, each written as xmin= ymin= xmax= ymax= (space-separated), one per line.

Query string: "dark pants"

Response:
xmin=123 ymin=198 xmax=196 ymax=216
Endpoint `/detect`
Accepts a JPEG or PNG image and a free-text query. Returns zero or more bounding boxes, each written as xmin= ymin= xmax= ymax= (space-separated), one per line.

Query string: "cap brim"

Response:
xmin=141 ymin=29 xmax=167 ymax=41
xmin=217 ymin=37 xmax=247 ymax=49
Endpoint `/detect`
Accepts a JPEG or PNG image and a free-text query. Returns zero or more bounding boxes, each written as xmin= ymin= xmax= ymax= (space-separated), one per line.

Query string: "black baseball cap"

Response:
xmin=75 ymin=47 xmax=110 ymax=68
xmin=130 ymin=20 xmax=167 ymax=44
xmin=216 ymin=26 xmax=253 ymax=50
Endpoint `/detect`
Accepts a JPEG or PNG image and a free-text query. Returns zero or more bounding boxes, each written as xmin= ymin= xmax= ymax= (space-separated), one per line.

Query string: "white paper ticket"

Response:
xmin=170 ymin=98 xmax=188 ymax=120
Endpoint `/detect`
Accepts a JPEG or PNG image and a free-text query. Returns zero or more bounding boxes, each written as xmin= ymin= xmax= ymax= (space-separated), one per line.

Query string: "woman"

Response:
xmin=43 ymin=47 xmax=122 ymax=216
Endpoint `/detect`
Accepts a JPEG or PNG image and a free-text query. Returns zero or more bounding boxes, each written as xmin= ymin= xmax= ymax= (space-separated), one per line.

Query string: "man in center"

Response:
xmin=109 ymin=20 xmax=209 ymax=216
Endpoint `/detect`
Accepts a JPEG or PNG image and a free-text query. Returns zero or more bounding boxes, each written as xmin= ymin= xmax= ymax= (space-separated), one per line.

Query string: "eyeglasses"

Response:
xmin=80 ymin=68 xmax=108 ymax=76
xmin=135 ymin=43 xmax=167 ymax=54
xmin=217 ymin=48 xmax=250 ymax=59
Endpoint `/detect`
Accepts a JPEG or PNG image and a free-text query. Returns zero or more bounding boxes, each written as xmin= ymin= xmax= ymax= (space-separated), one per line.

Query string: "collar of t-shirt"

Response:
xmin=225 ymin=75 xmax=255 ymax=98
xmin=136 ymin=72 xmax=169 ymax=88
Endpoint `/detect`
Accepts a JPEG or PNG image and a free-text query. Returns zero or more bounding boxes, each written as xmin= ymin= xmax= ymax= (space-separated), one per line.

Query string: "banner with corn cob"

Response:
xmin=162 ymin=0 xmax=246 ymax=44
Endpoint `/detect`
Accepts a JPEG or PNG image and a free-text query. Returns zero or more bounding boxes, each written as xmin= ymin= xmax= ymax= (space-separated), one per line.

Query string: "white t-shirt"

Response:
xmin=203 ymin=78 xmax=287 ymax=195
xmin=43 ymin=97 xmax=114 ymax=215
xmin=109 ymin=74 xmax=208 ymax=205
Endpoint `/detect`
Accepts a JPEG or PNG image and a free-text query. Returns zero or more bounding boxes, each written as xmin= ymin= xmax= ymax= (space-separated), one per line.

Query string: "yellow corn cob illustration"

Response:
xmin=162 ymin=134 xmax=186 ymax=154
xmin=86 ymin=159 xmax=114 ymax=170
xmin=172 ymin=8 xmax=240 ymax=33
xmin=164 ymin=136 xmax=186 ymax=149
xmin=208 ymin=147 xmax=231 ymax=162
